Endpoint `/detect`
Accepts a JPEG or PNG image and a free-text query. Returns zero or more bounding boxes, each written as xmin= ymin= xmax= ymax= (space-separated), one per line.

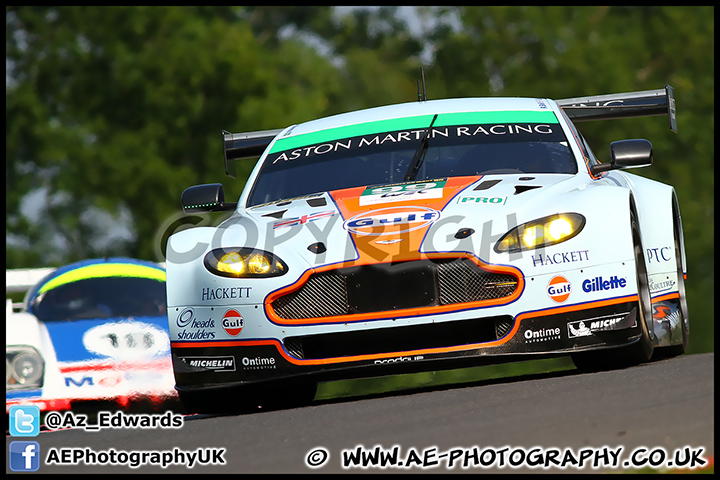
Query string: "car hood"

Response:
xmin=243 ymin=174 xmax=579 ymax=267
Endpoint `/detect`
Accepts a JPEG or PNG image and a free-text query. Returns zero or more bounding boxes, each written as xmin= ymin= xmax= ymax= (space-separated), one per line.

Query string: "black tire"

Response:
xmin=657 ymin=212 xmax=690 ymax=357
xmin=572 ymin=211 xmax=654 ymax=371
xmin=618 ymin=210 xmax=656 ymax=362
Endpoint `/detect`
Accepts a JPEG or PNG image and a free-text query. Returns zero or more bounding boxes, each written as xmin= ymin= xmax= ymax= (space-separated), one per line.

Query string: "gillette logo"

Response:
xmin=582 ymin=276 xmax=627 ymax=293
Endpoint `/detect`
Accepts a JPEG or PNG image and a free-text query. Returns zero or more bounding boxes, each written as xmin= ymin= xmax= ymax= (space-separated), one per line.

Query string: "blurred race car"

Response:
xmin=6 ymin=258 xmax=176 ymax=412
xmin=165 ymin=85 xmax=688 ymax=413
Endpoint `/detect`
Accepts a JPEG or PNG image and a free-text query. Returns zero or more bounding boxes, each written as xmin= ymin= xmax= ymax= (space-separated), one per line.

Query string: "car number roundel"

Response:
xmin=343 ymin=206 xmax=441 ymax=236
xmin=222 ymin=309 xmax=244 ymax=336
xmin=83 ymin=321 xmax=170 ymax=359
xmin=547 ymin=275 xmax=572 ymax=303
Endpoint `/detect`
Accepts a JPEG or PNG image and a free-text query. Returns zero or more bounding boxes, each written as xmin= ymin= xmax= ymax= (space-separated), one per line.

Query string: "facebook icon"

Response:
xmin=9 ymin=441 xmax=41 ymax=472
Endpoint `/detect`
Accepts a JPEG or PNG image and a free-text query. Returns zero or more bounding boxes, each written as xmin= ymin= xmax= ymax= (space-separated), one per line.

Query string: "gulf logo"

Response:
xmin=547 ymin=275 xmax=572 ymax=303
xmin=343 ymin=206 xmax=441 ymax=236
xmin=222 ymin=309 xmax=244 ymax=336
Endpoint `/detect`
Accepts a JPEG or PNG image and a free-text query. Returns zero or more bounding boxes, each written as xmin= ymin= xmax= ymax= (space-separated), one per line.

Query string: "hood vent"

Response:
xmin=473 ymin=179 xmax=502 ymax=191
xmin=261 ymin=210 xmax=287 ymax=219
xmin=514 ymin=185 xmax=542 ymax=195
xmin=306 ymin=197 xmax=327 ymax=207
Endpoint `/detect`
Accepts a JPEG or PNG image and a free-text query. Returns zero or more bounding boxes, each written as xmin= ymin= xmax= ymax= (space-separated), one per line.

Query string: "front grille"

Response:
xmin=272 ymin=272 xmax=348 ymax=320
xmin=271 ymin=258 xmax=518 ymax=320
xmin=437 ymin=259 xmax=518 ymax=304
xmin=283 ymin=315 xmax=515 ymax=360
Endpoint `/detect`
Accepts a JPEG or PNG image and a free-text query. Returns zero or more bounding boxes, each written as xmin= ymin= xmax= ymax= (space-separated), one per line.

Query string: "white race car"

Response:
xmin=165 ymin=85 xmax=688 ymax=413
xmin=6 ymin=258 xmax=176 ymax=413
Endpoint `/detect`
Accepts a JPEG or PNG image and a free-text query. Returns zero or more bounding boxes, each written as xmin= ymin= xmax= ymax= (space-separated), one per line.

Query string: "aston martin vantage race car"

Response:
xmin=6 ymin=258 xmax=176 ymax=412
xmin=165 ymin=85 xmax=688 ymax=413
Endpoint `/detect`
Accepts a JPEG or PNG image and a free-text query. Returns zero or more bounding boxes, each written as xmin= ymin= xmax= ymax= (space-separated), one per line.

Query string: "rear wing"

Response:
xmin=222 ymin=128 xmax=283 ymax=178
xmin=556 ymin=85 xmax=677 ymax=133
xmin=221 ymin=85 xmax=677 ymax=177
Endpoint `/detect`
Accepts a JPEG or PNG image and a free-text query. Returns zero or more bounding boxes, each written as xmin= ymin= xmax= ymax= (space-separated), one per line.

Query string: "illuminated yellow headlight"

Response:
xmin=495 ymin=213 xmax=585 ymax=253
xmin=522 ymin=226 xmax=544 ymax=248
xmin=247 ymin=253 xmax=271 ymax=275
xmin=217 ymin=252 xmax=245 ymax=274
xmin=548 ymin=218 xmax=573 ymax=240
xmin=204 ymin=248 xmax=288 ymax=278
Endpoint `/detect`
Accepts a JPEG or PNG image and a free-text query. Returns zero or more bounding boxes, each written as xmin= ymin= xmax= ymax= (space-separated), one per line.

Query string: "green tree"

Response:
xmin=6 ymin=6 xmax=346 ymax=264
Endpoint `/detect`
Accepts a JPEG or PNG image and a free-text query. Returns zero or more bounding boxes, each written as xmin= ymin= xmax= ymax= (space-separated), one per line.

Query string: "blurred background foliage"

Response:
xmin=6 ymin=7 xmax=713 ymax=362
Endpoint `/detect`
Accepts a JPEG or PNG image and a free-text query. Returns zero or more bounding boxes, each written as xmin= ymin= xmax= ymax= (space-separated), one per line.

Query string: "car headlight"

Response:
xmin=204 ymin=248 xmax=287 ymax=278
xmin=494 ymin=213 xmax=586 ymax=253
xmin=6 ymin=347 xmax=44 ymax=389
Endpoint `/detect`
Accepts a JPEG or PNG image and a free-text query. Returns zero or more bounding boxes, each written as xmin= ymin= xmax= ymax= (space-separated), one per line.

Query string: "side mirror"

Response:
xmin=610 ymin=139 xmax=653 ymax=168
xmin=181 ymin=183 xmax=237 ymax=213
xmin=590 ymin=139 xmax=653 ymax=175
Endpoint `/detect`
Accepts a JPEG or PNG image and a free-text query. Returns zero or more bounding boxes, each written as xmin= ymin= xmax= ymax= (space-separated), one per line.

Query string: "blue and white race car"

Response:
xmin=6 ymin=258 xmax=176 ymax=412
xmin=165 ymin=85 xmax=688 ymax=413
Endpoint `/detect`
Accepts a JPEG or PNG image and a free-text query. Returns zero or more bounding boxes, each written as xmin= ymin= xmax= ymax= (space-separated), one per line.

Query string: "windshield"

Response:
xmin=31 ymin=276 xmax=167 ymax=322
xmin=247 ymin=111 xmax=577 ymax=206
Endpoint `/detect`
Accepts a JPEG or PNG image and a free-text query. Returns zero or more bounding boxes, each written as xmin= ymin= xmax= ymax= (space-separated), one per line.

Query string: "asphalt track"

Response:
xmin=7 ymin=352 xmax=714 ymax=474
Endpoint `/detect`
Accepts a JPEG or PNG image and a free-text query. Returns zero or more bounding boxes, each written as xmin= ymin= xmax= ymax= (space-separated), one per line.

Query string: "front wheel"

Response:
xmin=572 ymin=211 xmax=654 ymax=371
xmin=657 ymin=211 xmax=690 ymax=357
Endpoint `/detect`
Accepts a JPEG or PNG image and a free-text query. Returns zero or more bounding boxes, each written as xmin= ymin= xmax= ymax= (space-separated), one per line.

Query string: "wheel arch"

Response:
xmin=622 ymin=174 xmax=678 ymax=278
xmin=670 ymin=191 xmax=688 ymax=277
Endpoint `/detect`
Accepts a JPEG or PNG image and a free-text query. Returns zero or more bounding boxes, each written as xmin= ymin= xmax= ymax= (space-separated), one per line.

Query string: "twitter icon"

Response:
xmin=9 ymin=405 xmax=40 ymax=437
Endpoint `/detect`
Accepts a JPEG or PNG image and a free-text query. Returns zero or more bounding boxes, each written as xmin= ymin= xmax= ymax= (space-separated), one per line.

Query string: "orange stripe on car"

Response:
xmin=171 ymin=295 xmax=638 ymax=366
